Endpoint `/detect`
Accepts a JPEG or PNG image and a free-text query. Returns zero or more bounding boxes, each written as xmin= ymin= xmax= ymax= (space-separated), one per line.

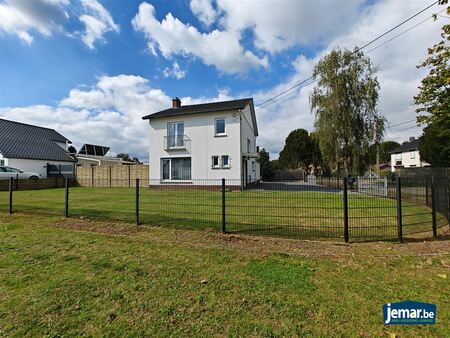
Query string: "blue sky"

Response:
xmin=0 ymin=0 xmax=445 ymax=160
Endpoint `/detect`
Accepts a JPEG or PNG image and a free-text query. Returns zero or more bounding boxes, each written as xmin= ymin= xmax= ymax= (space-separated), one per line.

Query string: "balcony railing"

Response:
xmin=164 ymin=135 xmax=191 ymax=151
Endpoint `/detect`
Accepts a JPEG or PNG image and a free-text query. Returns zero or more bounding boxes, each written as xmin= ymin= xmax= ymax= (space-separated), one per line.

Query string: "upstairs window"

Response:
xmin=410 ymin=151 xmax=415 ymax=159
xmin=0 ymin=159 xmax=4 ymax=166
xmin=167 ymin=122 xmax=184 ymax=148
xmin=215 ymin=118 xmax=226 ymax=136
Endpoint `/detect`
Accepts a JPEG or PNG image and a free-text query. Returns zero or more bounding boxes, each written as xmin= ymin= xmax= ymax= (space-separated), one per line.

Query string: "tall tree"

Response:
xmin=419 ymin=121 xmax=450 ymax=167
xmin=414 ymin=1 xmax=450 ymax=166
xmin=278 ymin=129 xmax=314 ymax=170
xmin=258 ymin=148 xmax=274 ymax=180
xmin=310 ymin=48 xmax=385 ymax=176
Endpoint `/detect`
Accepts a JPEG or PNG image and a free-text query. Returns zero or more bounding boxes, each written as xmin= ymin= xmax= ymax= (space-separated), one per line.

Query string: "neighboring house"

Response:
xmin=143 ymin=97 xmax=260 ymax=188
xmin=0 ymin=118 xmax=75 ymax=178
xmin=390 ymin=137 xmax=429 ymax=172
xmin=75 ymin=144 xmax=135 ymax=166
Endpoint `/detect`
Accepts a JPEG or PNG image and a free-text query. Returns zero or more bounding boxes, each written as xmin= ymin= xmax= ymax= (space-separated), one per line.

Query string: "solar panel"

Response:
xmin=78 ymin=144 xmax=110 ymax=156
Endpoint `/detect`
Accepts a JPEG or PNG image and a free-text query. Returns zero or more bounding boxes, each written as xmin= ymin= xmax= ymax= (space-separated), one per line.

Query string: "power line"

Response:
xmin=254 ymin=1 xmax=439 ymax=111
xmin=393 ymin=125 xmax=420 ymax=132
xmin=355 ymin=1 xmax=438 ymax=51
xmin=389 ymin=119 xmax=416 ymax=128
xmin=365 ymin=8 xmax=447 ymax=54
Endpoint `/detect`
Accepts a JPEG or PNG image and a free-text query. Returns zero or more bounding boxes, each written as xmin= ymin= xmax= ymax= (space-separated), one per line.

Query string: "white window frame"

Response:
xmin=410 ymin=150 xmax=415 ymax=159
xmin=161 ymin=157 xmax=191 ymax=181
xmin=215 ymin=118 xmax=226 ymax=136
xmin=212 ymin=155 xmax=220 ymax=168
xmin=251 ymin=160 xmax=256 ymax=171
xmin=0 ymin=159 xmax=4 ymax=166
xmin=221 ymin=155 xmax=230 ymax=168
xmin=167 ymin=121 xmax=185 ymax=148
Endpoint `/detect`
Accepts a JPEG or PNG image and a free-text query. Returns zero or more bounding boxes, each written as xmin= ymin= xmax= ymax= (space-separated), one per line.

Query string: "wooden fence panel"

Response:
xmin=75 ymin=165 xmax=149 ymax=187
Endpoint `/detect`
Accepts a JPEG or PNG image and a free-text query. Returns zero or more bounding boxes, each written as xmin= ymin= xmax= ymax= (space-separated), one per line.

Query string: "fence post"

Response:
xmin=109 ymin=166 xmax=112 ymax=188
xmin=343 ymin=177 xmax=349 ymax=243
xmin=9 ymin=177 xmax=13 ymax=214
xmin=425 ymin=177 xmax=429 ymax=206
xmin=65 ymin=178 xmax=69 ymax=218
xmin=431 ymin=176 xmax=437 ymax=237
xmin=135 ymin=178 xmax=140 ymax=225
xmin=396 ymin=176 xmax=403 ymax=243
xmin=221 ymin=178 xmax=226 ymax=233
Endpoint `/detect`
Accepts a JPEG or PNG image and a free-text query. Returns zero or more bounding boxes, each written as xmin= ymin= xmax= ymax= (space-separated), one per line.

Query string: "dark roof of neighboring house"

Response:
xmin=390 ymin=138 xmax=419 ymax=154
xmin=142 ymin=98 xmax=253 ymax=119
xmin=0 ymin=118 xmax=75 ymax=162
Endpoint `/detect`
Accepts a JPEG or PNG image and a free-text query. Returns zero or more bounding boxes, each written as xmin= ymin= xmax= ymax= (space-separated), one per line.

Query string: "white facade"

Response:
xmin=147 ymin=101 xmax=260 ymax=187
xmin=390 ymin=149 xmax=429 ymax=172
xmin=0 ymin=153 xmax=74 ymax=178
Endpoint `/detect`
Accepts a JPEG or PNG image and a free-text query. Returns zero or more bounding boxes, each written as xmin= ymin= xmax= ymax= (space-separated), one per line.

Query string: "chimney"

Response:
xmin=409 ymin=136 xmax=415 ymax=142
xmin=172 ymin=97 xmax=181 ymax=109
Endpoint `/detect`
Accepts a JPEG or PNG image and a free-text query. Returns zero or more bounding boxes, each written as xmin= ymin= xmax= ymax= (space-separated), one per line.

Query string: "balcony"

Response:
xmin=164 ymin=135 xmax=191 ymax=151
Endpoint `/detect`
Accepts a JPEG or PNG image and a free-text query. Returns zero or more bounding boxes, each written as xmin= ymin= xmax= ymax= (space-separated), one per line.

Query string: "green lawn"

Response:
xmin=0 ymin=214 xmax=449 ymax=337
xmin=0 ymin=186 xmax=443 ymax=241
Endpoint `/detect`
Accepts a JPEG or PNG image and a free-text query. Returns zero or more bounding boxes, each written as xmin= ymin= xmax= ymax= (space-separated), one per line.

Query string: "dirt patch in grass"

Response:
xmin=51 ymin=217 xmax=450 ymax=259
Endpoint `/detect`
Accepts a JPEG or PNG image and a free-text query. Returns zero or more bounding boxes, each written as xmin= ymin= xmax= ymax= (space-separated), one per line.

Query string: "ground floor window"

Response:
xmin=222 ymin=155 xmax=230 ymax=168
xmin=161 ymin=157 xmax=191 ymax=180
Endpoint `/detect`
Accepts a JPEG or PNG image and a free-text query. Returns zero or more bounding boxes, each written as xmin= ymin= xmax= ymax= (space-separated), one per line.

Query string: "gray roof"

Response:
xmin=142 ymin=98 xmax=253 ymax=119
xmin=390 ymin=139 xmax=419 ymax=154
xmin=0 ymin=119 xmax=75 ymax=162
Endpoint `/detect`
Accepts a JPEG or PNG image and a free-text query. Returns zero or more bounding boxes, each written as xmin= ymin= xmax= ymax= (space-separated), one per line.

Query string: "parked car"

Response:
xmin=0 ymin=166 xmax=40 ymax=179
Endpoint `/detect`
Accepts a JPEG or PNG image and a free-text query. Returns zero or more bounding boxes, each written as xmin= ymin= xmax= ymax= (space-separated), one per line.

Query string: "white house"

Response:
xmin=142 ymin=97 xmax=260 ymax=188
xmin=0 ymin=118 xmax=76 ymax=178
xmin=390 ymin=137 xmax=429 ymax=172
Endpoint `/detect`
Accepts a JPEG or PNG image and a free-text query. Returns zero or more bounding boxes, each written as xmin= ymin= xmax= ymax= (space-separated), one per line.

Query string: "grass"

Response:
xmin=0 ymin=213 xmax=449 ymax=337
xmin=0 ymin=186 xmax=443 ymax=241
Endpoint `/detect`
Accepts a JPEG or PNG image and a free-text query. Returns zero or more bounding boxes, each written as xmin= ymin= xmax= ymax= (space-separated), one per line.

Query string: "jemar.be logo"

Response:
xmin=383 ymin=301 xmax=436 ymax=325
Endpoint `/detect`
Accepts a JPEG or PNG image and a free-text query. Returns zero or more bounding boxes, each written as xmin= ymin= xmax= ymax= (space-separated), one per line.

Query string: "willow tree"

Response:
xmin=310 ymin=48 xmax=385 ymax=175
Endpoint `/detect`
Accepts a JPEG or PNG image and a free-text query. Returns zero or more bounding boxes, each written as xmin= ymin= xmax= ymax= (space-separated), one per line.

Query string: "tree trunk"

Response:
xmin=376 ymin=143 xmax=380 ymax=177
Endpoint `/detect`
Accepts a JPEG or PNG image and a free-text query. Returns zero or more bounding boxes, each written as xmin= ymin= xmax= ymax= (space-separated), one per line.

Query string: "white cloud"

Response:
xmin=216 ymin=0 xmax=363 ymax=53
xmin=78 ymin=0 xmax=119 ymax=49
xmin=0 ymin=1 xmax=444 ymax=162
xmin=250 ymin=1 xmax=444 ymax=157
xmin=132 ymin=2 xmax=268 ymax=74
xmin=1 ymin=75 xmax=170 ymax=160
xmin=163 ymin=62 xmax=187 ymax=79
xmin=189 ymin=0 xmax=217 ymax=26
xmin=0 ymin=0 xmax=69 ymax=44
xmin=0 ymin=75 xmax=239 ymax=161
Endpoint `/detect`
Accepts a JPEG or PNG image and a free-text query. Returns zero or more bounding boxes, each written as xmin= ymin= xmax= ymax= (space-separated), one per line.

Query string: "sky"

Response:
xmin=0 ymin=0 xmax=446 ymax=161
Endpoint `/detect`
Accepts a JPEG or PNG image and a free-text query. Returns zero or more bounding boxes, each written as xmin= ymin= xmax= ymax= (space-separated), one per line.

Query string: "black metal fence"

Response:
xmin=0 ymin=176 xmax=448 ymax=242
